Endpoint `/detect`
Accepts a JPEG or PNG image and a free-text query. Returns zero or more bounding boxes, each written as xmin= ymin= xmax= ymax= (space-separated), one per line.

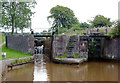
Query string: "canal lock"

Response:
xmin=34 ymin=38 xmax=45 ymax=63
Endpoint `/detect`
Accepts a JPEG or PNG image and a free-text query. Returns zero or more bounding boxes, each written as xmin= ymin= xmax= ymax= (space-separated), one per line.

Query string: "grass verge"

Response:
xmin=1 ymin=45 xmax=31 ymax=60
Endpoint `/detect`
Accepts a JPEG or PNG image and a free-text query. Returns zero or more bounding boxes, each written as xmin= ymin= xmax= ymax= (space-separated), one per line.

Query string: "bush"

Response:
xmin=84 ymin=58 xmax=87 ymax=61
xmin=72 ymin=27 xmax=80 ymax=31
xmin=57 ymin=53 xmax=67 ymax=58
xmin=58 ymin=56 xmax=66 ymax=58
xmin=72 ymin=53 xmax=81 ymax=58
xmin=54 ymin=27 xmax=68 ymax=34
xmin=19 ymin=59 xmax=24 ymax=63
xmin=71 ymin=42 xmax=75 ymax=45
xmin=109 ymin=21 xmax=120 ymax=37
xmin=15 ymin=59 xmax=19 ymax=63
xmin=10 ymin=57 xmax=32 ymax=65
xmin=11 ymin=61 xmax=16 ymax=65
xmin=110 ymin=26 xmax=119 ymax=37
xmin=59 ymin=27 xmax=68 ymax=34
xmin=99 ymin=28 xmax=105 ymax=33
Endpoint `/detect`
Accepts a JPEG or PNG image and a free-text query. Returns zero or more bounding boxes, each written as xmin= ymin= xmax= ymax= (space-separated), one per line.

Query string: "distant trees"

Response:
xmin=47 ymin=5 xmax=79 ymax=30
xmin=43 ymin=30 xmax=47 ymax=32
xmin=1 ymin=1 xmax=36 ymax=34
xmin=79 ymin=22 xmax=90 ymax=28
xmin=90 ymin=15 xmax=112 ymax=27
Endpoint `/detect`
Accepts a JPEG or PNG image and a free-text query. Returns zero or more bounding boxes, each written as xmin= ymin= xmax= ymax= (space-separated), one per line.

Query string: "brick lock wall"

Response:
xmin=53 ymin=35 xmax=88 ymax=58
xmin=6 ymin=35 xmax=34 ymax=54
xmin=104 ymin=37 xmax=120 ymax=60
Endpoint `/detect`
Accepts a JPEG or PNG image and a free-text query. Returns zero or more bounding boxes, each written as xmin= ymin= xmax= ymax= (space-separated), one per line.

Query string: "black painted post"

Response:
xmin=6 ymin=36 xmax=7 ymax=47
xmin=105 ymin=29 xmax=107 ymax=34
xmin=31 ymin=31 xmax=34 ymax=34
xmin=50 ymin=30 xmax=55 ymax=61
xmin=97 ymin=28 xmax=99 ymax=32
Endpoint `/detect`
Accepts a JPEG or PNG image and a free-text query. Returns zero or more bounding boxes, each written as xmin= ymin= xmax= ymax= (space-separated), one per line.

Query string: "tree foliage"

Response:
xmin=90 ymin=15 xmax=112 ymax=27
xmin=118 ymin=21 xmax=120 ymax=35
xmin=79 ymin=22 xmax=90 ymax=28
xmin=110 ymin=21 xmax=120 ymax=37
xmin=1 ymin=0 xmax=36 ymax=34
xmin=47 ymin=5 xmax=79 ymax=30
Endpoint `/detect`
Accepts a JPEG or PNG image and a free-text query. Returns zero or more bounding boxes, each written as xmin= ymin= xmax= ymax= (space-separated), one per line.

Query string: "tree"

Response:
xmin=109 ymin=20 xmax=120 ymax=37
xmin=47 ymin=5 xmax=79 ymax=30
xmin=1 ymin=0 xmax=36 ymax=34
xmin=112 ymin=20 xmax=118 ymax=27
xmin=90 ymin=15 xmax=112 ymax=27
xmin=79 ymin=22 xmax=90 ymax=28
xmin=43 ymin=30 xmax=47 ymax=32
xmin=15 ymin=2 xmax=35 ymax=34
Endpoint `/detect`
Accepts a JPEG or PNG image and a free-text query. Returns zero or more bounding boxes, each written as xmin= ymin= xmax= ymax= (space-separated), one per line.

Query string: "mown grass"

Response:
xmin=60 ymin=27 xmax=114 ymax=36
xmin=63 ymin=27 xmax=86 ymax=36
xmin=0 ymin=33 xmax=5 ymax=44
xmin=1 ymin=45 xmax=31 ymax=60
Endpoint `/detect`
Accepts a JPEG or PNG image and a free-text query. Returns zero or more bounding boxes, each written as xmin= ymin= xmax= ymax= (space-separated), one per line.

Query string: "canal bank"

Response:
xmin=1 ymin=35 xmax=119 ymax=82
xmin=52 ymin=35 xmax=120 ymax=61
xmin=2 ymin=60 xmax=119 ymax=81
xmin=1 ymin=54 xmax=119 ymax=82
xmin=0 ymin=56 xmax=34 ymax=82
xmin=5 ymin=35 xmax=120 ymax=62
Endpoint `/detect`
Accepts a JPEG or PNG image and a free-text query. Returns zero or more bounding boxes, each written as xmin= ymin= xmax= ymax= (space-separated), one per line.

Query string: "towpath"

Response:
xmin=0 ymin=42 xmax=5 ymax=48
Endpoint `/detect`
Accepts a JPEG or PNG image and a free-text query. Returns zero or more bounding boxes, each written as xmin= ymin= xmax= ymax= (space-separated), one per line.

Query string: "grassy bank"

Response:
xmin=64 ymin=27 xmax=86 ymax=36
xmin=58 ymin=26 xmax=115 ymax=36
xmin=0 ymin=33 xmax=5 ymax=44
xmin=1 ymin=45 xmax=31 ymax=60
xmin=58 ymin=27 xmax=86 ymax=36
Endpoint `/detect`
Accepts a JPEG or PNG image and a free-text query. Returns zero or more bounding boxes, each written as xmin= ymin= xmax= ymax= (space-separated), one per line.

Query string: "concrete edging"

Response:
xmin=0 ymin=56 xmax=34 ymax=82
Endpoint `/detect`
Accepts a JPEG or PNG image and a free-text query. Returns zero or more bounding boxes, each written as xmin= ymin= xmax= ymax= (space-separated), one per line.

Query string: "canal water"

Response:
xmin=2 ymin=60 xmax=119 ymax=81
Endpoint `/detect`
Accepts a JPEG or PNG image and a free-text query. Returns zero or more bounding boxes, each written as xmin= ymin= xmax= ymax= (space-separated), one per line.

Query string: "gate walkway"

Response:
xmin=34 ymin=35 xmax=53 ymax=37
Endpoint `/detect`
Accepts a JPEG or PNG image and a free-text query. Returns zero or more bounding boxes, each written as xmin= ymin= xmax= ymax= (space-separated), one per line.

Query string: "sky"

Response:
xmin=31 ymin=0 xmax=120 ymax=33
xmin=1 ymin=0 xmax=119 ymax=33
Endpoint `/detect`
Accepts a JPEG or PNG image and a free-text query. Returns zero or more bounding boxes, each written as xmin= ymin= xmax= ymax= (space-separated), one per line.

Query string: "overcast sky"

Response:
xmin=31 ymin=0 xmax=119 ymax=32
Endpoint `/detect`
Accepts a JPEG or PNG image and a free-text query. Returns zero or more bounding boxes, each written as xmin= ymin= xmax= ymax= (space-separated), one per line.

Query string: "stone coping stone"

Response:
xmin=0 ymin=56 xmax=33 ymax=82
xmin=53 ymin=58 xmax=84 ymax=64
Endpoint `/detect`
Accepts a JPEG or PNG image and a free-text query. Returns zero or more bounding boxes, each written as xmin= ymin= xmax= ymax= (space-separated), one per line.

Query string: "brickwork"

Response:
xmin=44 ymin=37 xmax=52 ymax=59
xmin=53 ymin=35 xmax=88 ymax=58
xmin=6 ymin=35 xmax=34 ymax=54
xmin=104 ymin=37 xmax=120 ymax=60
xmin=6 ymin=35 xmax=120 ymax=60
xmin=53 ymin=35 xmax=120 ymax=60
